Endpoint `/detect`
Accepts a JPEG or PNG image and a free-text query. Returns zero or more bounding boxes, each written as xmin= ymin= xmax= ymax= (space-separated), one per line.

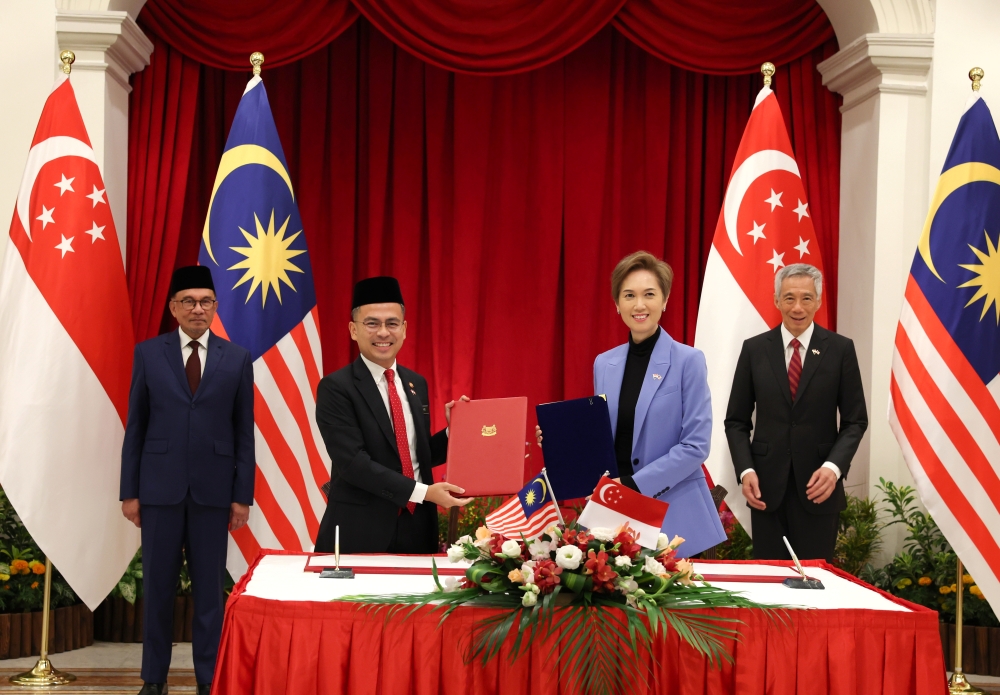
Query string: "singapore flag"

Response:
xmin=578 ymin=476 xmax=669 ymax=549
xmin=0 ymin=76 xmax=139 ymax=609
xmin=694 ymin=85 xmax=828 ymax=535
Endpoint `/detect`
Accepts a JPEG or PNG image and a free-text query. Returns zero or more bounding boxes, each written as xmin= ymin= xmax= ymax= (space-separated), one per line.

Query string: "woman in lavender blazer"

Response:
xmin=591 ymin=251 xmax=726 ymax=556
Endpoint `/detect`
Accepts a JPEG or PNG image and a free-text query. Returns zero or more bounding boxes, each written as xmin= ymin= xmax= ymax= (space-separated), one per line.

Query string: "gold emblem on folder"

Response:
xmin=481 ymin=425 xmax=497 ymax=437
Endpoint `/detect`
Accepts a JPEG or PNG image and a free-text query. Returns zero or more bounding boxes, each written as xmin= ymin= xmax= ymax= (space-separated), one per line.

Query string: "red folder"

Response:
xmin=445 ymin=397 xmax=527 ymax=496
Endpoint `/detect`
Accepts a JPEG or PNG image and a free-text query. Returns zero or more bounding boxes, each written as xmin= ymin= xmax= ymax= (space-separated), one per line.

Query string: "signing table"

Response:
xmin=211 ymin=551 xmax=946 ymax=695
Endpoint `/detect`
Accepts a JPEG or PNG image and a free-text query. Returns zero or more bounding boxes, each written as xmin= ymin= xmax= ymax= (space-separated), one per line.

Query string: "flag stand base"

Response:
xmin=947 ymin=671 xmax=984 ymax=694
xmin=8 ymin=558 xmax=77 ymax=687
xmin=9 ymin=658 xmax=77 ymax=687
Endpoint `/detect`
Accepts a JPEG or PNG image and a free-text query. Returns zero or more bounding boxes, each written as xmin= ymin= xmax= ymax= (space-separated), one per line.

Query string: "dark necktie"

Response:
xmin=788 ymin=337 xmax=802 ymax=400
xmin=384 ymin=369 xmax=416 ymax=514
xmin=186 ymin=340 xmax=201 ymax=395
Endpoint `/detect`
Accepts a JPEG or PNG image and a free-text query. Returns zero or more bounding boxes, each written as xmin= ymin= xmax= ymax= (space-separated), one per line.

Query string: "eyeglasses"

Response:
xmin=357 ymin=319 xmax=403 ymax=332
xmin=173 ymin=298 xmax=217 ymax=311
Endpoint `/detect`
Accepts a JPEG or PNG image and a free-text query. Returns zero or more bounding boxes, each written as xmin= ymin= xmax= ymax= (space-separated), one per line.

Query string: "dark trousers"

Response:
xmin=386 ymin=503 xmax=438 ymax=554
xmin=750 ymin=470 xmax=839 ymax=562
xmin=141 ymin=493 xmax=229 ymax=684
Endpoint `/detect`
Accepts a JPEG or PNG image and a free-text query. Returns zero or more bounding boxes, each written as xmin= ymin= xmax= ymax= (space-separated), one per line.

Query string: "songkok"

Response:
xmin=352 ymin=276 xmax=404 ymax=310
xmin=169 ymin=265 xmax=215 ymax=297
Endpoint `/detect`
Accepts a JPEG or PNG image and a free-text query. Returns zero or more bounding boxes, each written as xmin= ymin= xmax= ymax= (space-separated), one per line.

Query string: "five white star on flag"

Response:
xmin=55 ymin=235 xmax=75 ymax=258
xmin=794 ymin=237 xmax=811 ymax=258
xmin=765 ymin=189 xmax=783 ymax=211
xmin=85 ymin=185 xmax=106 ymax=208
xmin=85 ymin=222 xmax=105 ymax=243
xmin=794 ymin=199 xmax=810 ymax=221
xmin=54 ymin=174 xmax=75 ymax=196
xmin=746 ymin=220 xmax=766 ymax=244
xmin=766 ymin=249 xmax=785 ymax=273
xmin=36 ymin=205 xmax=55 ymax=229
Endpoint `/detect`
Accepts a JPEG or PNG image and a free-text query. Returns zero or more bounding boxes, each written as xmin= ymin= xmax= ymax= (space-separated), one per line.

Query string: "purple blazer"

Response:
xmin=594 ymin=329 xmax=726 ymax=556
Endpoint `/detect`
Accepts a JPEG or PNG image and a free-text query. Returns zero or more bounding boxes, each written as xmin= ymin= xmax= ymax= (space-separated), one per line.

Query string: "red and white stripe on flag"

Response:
xmin=0 ymin=76 xmax=139 ymax=610
xmin=694 ymin=86 xmax=828 ymax=535
xmin=890 ymin=276 xmax=1000 ymax=611
xmin=210 ymin=310 xmax=329 ymax=580
xmin=486 ymin=497 xmax=560 ymax=540
xmin=577 ymin=476 xmax=668 ymax=549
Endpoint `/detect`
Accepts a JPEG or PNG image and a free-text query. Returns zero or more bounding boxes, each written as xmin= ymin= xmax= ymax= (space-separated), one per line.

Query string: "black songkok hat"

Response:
xmin=352 ymin=276 xmax=404 ymax=310
xmin=169 ymin=265 xmax=215 ymax=297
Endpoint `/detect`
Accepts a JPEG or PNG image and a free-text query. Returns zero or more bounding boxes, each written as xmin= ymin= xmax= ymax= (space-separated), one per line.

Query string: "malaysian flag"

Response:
xmin=200 ymin=74 xmax=328 ymax=579
xmin=889 ymin=93 xmax=1000 ymax=613
xmin=485 ymin=473 xmax=561 ymax=540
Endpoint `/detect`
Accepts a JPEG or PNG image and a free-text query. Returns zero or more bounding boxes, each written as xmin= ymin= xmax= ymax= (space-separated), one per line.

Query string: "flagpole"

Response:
xmin=9 ymin=558 xmax=76 ymax=686
xmin=540 ymin=468 xmax=565 ymax=526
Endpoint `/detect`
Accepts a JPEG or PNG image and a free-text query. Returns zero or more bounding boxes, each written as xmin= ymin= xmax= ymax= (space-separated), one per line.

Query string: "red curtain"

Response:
xmin=128 ymin=18 xmax=841 ymax=452
xmin=137 ymin=0 xmax=833 ymax=76
xmin=139 ymin=0 xmax=358 ymax=71
xmin=613 ymin=0 xmax=835 ymax=75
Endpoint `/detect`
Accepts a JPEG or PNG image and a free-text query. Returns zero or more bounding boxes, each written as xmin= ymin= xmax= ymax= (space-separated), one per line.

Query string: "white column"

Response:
xmin=56 ymin=10 xmax=153 ymax=264
xmin=818 ymin=34 xmax=934 ymax=508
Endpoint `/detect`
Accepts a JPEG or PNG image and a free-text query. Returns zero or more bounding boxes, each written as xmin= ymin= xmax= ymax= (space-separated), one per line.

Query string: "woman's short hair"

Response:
xmin=611 ymin=251 xmax=674 ymax=301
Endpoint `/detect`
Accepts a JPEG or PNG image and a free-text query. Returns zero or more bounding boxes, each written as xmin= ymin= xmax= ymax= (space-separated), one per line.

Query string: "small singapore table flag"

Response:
xmin=577 ymin=476 xmax=669 ymax=550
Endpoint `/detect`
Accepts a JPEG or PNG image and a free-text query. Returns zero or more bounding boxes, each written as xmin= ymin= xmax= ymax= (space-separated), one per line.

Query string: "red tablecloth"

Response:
xmin=212 ymin=550 xmax=947 ymax=695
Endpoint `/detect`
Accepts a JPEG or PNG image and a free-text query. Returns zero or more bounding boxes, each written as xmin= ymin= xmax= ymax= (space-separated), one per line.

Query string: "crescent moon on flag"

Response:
xmin=723 ymin=149 xmax=800 ymax=256
xmin=201 ymin=144 xmax=295 ymax=266
xmin=598 ymin=482 xmax=610 ymax=504
xmin=537 ymin=478 xmax=547 ymax=502
xmin=918 ymin=161 xmax=1000 ymax=282
xmin=16 ymin=136 xmax=96 ymax=242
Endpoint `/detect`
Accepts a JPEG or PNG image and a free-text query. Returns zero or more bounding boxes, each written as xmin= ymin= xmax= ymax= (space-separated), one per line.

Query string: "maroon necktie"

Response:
xmin=185 ymin=341 xmax=201 ymax=395
xmin=384 ymin=369 xmax=416 ymax=514
xmin=788 ymin=338 xmax=802 ymax=400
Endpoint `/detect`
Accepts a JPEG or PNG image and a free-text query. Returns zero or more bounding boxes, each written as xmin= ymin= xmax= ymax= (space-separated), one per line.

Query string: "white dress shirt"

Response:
xmin=359 ymin=354 xmax=428 ymax=505
xmin=740 ymin=321 xmax=842 ymax=483
xmin=179 ymin=327 xmax=209 ymax=377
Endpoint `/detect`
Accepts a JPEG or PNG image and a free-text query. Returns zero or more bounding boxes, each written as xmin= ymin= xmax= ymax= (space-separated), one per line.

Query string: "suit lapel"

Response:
xmin=794 ymin=325 xmax=830 ymax=406
xmin=195 ymin=332 xmax=223 ymax=401
xmin=632 ymin=330 xmax=672 ymax=455
xmin=162 ymin=330 xmax=192 ymax=398
xmin=352 ymin=358 xmax=398 ymax=454
xmin=765 ymin=327 xmax=793 ymax=407
xmin=398 ymin=366 xmax=432 ymax=482
xmin=603 ymin=346 xmax=628 ymax=438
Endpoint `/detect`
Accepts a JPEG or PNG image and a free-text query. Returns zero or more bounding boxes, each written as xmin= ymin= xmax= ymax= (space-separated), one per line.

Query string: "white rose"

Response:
xmin=501 ymin=539 xmax=522 ymax=558
xmin=555 ymin=544 xmax=583 ymax=570
xmin=590 ymin=527 xmax=615 ymax=542
xmin=456 ymin=535 xmax=473 ymax=546
xmin=656 ymin=533 xmax=670 ymax=551
xmin=616 ymin=577 xmax=638 ymax=594
xmin=443 ymin=576 xmax=461 ymax=593
xmin=522 ymin=590 xmax=538 ymax=607
xmin=520 ymin=564 xmax=535 ymax=585
xmin=528 ymin=540 xmax=552 ymax=560
xmin=446 ymin=545 xmax=466 ymax=563
xmin=643 ymin=555 xmax=667 ymax=577
xmin=614 ymin=555 xmax=632 ymax=568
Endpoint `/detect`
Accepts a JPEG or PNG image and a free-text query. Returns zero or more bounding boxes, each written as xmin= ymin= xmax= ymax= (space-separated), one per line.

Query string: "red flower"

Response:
xmin=584 ymin=550 xmax=618 ymax=593
xmin=487 ymin=533 xmax=507 ymax=558
xmin=658 ymin=549 xmax=679 ymax=574
xmin=612 ymin=527 xmax=642 ymax=559
xmin=533 ymin=559 xmax=563 ymax=594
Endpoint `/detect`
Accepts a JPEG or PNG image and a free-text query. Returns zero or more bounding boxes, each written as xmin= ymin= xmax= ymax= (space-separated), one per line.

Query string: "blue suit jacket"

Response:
xmin=120 ymin=330 xmax=255 ymax=508
xmin=594 ymin=329 xmax=726 ymax=556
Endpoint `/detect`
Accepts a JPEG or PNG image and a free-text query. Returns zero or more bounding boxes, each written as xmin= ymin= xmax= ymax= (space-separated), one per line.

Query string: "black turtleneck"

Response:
xmin=614 ymin=327 xmax=660 ymax=490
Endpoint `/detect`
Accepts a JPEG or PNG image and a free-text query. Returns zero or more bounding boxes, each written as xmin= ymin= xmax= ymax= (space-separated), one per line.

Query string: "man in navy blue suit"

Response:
xmin=120 ymin=266 xmax=254 ymax=695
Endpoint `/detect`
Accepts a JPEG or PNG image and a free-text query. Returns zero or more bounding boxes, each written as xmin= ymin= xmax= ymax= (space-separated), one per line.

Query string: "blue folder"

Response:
xmin=536 ymin=396 xmax=618 ymax=500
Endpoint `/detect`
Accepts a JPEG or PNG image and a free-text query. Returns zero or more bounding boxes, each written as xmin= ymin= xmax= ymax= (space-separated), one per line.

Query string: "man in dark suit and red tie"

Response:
xmin=725 ymin=264 xmax=868 ymax=561
xmin=120 ymin=266 xmax=255 ymax=695
xmin=314 ymin=277 xmax=471 ymax=554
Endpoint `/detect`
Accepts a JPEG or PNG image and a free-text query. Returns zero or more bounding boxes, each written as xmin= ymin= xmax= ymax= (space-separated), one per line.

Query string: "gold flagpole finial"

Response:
xmin=761 ymin=62 xmax=776 ymax=88
xmin=250 ymin=52 xmax=264 ymax=76
xmin=970 ymin=67 xmax=984 ymax=92
xmin=59 ymin=50 xmax=75 ymax=75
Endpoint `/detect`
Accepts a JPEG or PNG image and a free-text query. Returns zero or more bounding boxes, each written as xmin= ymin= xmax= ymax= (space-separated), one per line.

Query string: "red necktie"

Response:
xmin=185 ymin=341 xmax=201 ymax=395
xmin=384 ymin=369 xmax=416 ymax=514
xmin=788 ymin=338 xmax=802 ymax=400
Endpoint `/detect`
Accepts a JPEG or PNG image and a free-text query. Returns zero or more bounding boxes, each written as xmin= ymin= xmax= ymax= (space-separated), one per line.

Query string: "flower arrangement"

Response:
xmin=346 ymin=523 xmax=781 ymax=695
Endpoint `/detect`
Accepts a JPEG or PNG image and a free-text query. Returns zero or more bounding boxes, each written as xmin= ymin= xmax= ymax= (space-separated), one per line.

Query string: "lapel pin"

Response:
xmin=410 ymin=389 xmax=417 ymax=396
xmin=408 ymin=382 xmax=414 ymax=388
xmin=652 ymin=374 xmax=662 ymax=380
xmin=811 ymin=349 xmax=820 ymax=355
